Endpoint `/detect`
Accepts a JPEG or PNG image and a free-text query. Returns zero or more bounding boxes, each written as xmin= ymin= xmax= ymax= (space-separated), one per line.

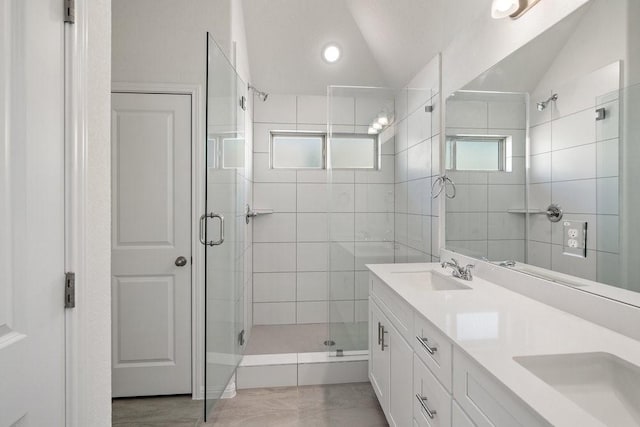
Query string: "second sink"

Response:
xmin=514 ymin=352 xmax=640 ymax=426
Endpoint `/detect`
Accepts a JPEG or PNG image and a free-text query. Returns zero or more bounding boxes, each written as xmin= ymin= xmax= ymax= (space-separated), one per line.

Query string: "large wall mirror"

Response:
xmin=444 ymin=0 xmax=640 ymax=305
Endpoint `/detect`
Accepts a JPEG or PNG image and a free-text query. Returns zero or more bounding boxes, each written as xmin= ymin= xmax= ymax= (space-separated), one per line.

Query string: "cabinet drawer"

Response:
xmin=414 ymin=354 xmax=451 ymax=427
xmin=371 ymin=274 xmax=413 ymax=343
xmin=414 ymin=313 xmax=453 ymax=392
xmin=452 ymin=401 xmax=475 ymax=427
xmin=453 ymin=348 xmax=547 ymax=427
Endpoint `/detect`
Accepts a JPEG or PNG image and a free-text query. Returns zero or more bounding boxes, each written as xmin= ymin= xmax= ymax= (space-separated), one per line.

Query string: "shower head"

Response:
xmin=248 ymin=84 xmax=269 ymax=102
xmin=537 ymin=93 xmax=558 ymax=111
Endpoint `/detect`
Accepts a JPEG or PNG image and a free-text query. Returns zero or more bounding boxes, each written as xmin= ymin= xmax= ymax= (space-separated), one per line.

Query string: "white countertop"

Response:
xmin=367 ymin=262 xmax=640 ymax=427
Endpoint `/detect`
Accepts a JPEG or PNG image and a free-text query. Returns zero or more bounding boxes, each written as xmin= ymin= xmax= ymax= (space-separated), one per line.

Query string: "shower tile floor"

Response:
xmin=245 ymin=323 xmax=368 ymax=355
xmin=112 ymin=383 xmax=387 ymax=426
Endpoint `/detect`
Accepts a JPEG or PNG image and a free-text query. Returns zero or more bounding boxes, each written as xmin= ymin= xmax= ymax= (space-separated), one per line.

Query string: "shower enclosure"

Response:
xmin=203 ymin=34 xmax=246 ymax=419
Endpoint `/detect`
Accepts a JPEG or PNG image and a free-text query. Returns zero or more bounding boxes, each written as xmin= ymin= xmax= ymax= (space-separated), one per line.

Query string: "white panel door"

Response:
xmin=111 ymin=92 xmax=192 ymax=397
xmin=0 ymin=0 xmax=66 ymax=425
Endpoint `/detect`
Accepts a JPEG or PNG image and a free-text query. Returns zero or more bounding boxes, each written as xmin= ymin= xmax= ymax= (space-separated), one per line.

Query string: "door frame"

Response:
xmin=111 ymin=82 xmax=204 ymax=399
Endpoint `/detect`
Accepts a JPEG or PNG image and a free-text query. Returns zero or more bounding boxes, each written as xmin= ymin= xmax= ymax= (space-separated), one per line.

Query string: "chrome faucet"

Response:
xmin=441 ymin=258 xmax=474 ymax=281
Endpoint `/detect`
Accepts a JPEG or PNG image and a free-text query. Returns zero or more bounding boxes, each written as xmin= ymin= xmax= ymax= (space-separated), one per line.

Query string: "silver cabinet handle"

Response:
xmin=416 ymin=394 xmax=437 ymax=419
xmin=416 ymin=336 xmax=438 ymax=355
xmin=377 ymin=322 xmax=382 ymax=345
xmin=199 ymin=212 xmax=225 ymax=246
xmin=381 ymin=325 xmax=388 ymax=351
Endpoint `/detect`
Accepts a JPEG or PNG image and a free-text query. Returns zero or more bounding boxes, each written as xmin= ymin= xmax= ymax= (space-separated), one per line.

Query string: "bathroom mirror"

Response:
xmin=444 ymin=0 xmax=640 ymax=305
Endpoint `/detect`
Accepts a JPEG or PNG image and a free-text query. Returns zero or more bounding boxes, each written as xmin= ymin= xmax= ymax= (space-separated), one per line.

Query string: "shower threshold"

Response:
xmin=236 ymin=350 xmax=369 ymax=390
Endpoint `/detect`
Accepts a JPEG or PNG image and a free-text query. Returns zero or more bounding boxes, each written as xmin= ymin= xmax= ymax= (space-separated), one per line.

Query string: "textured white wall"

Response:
xmin=441 ymin=0 xmax=590 ymax=96
xmin=112 ymin=0 xmax=231 ymax=85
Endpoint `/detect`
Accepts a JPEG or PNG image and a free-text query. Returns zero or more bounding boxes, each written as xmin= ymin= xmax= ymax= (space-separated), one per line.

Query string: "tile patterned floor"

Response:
xmin=112 ymin=394 xmax=202 ymax=426
xmin=112 ymin=383 xmax=387 ymax=427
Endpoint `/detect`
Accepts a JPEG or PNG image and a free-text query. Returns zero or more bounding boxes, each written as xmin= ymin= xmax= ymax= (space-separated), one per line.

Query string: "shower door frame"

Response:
xmin=111 ymin=81 xmax=205 ymax=399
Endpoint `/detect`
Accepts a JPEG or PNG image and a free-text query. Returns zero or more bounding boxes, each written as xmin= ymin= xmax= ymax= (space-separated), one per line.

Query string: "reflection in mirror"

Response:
xmin=445 ymin=91 xmax=527 ymax=263
xmin=444 ymin=0 xmax=640 ymax=303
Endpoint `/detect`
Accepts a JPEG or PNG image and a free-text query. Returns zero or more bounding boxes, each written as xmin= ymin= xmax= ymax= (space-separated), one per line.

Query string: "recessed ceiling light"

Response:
xmin=322 ymin=44 xmax=341 ymax=63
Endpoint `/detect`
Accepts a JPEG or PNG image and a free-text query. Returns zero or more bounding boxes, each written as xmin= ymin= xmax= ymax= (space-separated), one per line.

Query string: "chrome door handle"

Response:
xmin=199 ymin=212 xmax=225 ymax=246
xmin=417 ymin=336 xmax=438 ymax=355
xmin=416 ymin=394 xmax=437 ymax=419
xmin=175 ymin=256 xmax=188 ymax=267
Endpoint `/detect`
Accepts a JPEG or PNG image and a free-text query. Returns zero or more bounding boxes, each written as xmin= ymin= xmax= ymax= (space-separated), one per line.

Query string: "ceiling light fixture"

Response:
xmin=368 ymin=127 xmax=379 ymax=135
xmin=377 ymin=114 xmax=389 ymax=126
xmin=372 ymin=122 xmax=383 ymax=131
xmin=491 ymin=0 xmax=519 ymax=18
xmin=491 ymin=0 xmax=542 ymax=20
xmin=322 ymin=43 xmax=341 ymax=63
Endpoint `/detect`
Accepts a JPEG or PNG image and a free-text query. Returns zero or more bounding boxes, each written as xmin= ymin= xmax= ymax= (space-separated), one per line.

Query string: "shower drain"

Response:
xmin=323 ymin=340 xmax=336 ymax=347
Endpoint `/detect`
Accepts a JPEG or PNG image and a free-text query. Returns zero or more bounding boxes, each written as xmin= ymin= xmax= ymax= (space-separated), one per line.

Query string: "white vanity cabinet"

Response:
xmin=369 ymin=278 xmax=414 ymax=427
xmin=369 ymin=300 xmax=389 ymax=406
xmin=369 ymin=272 xmax=550 ymax=427
xmin=413 ymin=354 xmax=451 ymax=427
xmin=452 ymin=348 xmax=548 ymax=427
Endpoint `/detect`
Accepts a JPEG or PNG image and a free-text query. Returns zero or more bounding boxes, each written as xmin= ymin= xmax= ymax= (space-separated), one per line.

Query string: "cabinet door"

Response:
xmin=388 ymin=324 xmax=414 ymax=427
xmin=370 ymin=299 xmax=390 ymax=414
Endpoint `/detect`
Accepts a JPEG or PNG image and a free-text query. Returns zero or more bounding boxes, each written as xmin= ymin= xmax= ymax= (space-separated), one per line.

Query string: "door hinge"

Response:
xmin=64 ymin=0 xmax=75 ymax=23
xmin=65 ymin=272 xmax=76 ymax=308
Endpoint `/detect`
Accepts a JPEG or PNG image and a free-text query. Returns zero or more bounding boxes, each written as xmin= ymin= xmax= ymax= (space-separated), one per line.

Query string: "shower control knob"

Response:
xmin=175 ymin=256 xmax=188 ymax=267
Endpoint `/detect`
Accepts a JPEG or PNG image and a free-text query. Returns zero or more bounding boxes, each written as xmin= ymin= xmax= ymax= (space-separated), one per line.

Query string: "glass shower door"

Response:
xmin=326 ymin=86 xmax=398 ymax=354
xmin=204 ymin=34 xmax=246 ymax=420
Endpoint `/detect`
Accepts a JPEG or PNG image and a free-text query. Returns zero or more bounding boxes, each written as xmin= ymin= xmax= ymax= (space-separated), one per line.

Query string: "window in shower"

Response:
xmin=271 ymin=131 xmax=325 ymax=169
xmin=330 ymin=134 xmax=378 ymax=169
xmin=222 ymin=137 xmax=245 ymax=168
xmin=445 ymin=135 xmax=512 ymax=172
xmin=270 ymin=131 xmax=378 ymax=170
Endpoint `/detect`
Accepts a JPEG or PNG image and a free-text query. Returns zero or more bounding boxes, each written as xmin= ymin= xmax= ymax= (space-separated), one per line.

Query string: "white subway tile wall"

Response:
xmin=394 ymin=87 xmax=440 ymax=264
xmin=252 ymin=94 xmax=397 ymax=325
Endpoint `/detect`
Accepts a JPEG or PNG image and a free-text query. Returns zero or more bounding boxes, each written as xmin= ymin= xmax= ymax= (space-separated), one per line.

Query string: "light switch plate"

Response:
xmin=562 ymin=220 xmax=587 ymax=258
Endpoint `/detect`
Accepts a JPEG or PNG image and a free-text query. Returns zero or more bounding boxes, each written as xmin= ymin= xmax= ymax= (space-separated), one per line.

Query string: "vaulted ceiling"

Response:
xmin=241 ymin=0 xmax=492 ymax=95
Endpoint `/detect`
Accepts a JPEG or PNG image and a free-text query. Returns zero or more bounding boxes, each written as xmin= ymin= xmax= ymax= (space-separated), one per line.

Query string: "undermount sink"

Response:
xmin=391 ymin=270 xmax=471 ymax=291
xmin=514 ymin=352 xmax=640 ymax=426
